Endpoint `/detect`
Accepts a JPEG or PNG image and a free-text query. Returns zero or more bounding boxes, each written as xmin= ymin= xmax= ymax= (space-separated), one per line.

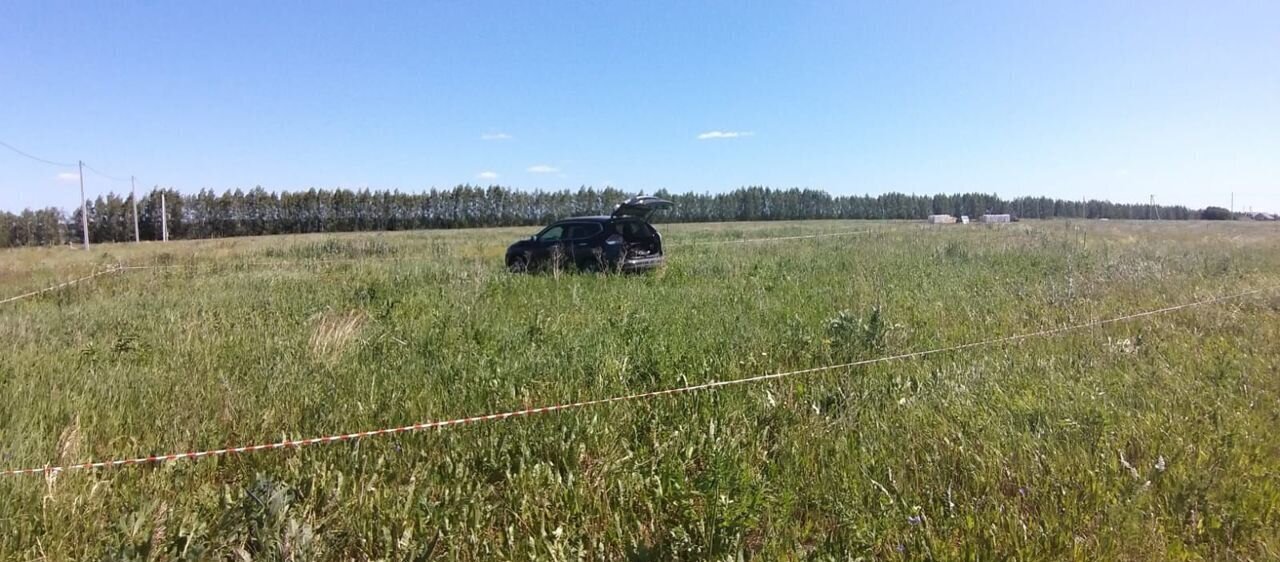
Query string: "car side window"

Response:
xmin=566 ymin=223 xmax=602 ymax=240
xmin=539 ymin=225 xmax=564 ymax=242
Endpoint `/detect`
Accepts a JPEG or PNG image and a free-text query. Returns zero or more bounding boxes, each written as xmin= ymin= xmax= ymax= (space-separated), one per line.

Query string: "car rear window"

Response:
xmin=614 ymin=220 xmax=653 ymax=238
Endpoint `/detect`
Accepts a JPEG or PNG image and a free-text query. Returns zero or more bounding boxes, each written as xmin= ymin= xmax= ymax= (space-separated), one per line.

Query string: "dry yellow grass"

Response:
xmin=308 ymin=309 xmax=368 ymax=364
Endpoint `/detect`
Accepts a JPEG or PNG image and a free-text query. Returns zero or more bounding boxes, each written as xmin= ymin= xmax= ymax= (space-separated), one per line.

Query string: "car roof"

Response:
xmin=561 ymin=215 xmax=611 ymax=222
xmin=555 ymin=215 xmax=642 ymax=223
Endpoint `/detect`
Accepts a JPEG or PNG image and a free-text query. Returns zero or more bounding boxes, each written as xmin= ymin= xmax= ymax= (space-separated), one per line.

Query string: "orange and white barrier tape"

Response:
xmin=0 ymin=265 xmax=123 ymax=307
xmin=2 ymin=285 xmax=1271 ymax=477
xmin=674 ymin=229 xmax=873 ymax=246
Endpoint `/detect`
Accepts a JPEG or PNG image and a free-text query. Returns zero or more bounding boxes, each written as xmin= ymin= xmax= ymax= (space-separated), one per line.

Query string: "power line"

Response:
xmin=81 ymin=162 xmax=130 ymax=183
xmin=0 ymin=140 xmax=137 ymax=183
xmin=0 ymin=140 xmax=76 ymax=168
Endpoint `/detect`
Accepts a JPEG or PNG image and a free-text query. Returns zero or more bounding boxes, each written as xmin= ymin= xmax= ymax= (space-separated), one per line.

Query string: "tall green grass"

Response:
xmin=1 ymin=220 xmax=1277 ymax=559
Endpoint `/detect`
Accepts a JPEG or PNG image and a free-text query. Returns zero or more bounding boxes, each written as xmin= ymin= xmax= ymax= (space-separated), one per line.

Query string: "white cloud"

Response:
xmin=527 ymin=164 xmax=559 ymax=173
xmin=477 ymin=171 xmax=499 ymax=180
xmin=481 ymin=132 xmax=513 ymax=141
xmin=55 ymin=172 xmax=79 ymax=182
xmin=697 ymin=130 xmax=754 ymax=140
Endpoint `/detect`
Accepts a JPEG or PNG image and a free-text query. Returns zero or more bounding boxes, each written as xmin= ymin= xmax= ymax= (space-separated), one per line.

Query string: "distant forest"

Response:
xmin=0 ymin=185 xmax=1198 ymax=248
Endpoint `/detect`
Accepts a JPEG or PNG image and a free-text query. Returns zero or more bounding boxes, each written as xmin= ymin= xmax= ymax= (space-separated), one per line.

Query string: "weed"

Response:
xmin=0 ymin=219 xmax=1277 ymax=559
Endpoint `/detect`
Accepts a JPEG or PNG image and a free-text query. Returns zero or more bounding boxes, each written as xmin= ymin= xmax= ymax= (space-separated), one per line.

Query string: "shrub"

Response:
xmin=1201 ymin=206 xmax=1233 ymax=220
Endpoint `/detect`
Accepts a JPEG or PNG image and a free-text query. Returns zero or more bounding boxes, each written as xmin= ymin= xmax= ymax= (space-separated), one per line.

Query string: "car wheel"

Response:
xmin=508 ymin=255 xmax=529 ymax=273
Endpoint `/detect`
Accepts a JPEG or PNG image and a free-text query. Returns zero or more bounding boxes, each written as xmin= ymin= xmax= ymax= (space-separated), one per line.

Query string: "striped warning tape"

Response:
xmin=118 ymin=256 xmax=420 ymax=270
xmin=0 ymin=265 xmax=124 ymax=306
xmin=2 ymin=284 xmax=1271 ymax=477
xmin=673 ymin=229 xmax=874 ymax=246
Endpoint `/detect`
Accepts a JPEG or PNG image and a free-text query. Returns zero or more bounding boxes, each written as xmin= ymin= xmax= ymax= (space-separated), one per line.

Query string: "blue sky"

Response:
xmin=2 ymin=1 xmax=1276 ymax=213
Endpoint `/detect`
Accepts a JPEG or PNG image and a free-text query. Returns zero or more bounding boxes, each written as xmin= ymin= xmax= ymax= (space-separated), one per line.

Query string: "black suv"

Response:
xmin=506 ymin=196 xmax=673 ymax=272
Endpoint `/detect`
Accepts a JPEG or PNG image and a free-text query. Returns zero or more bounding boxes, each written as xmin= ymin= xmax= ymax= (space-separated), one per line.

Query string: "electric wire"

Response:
xmin=0 ymin=139 xmax=76 ymax=168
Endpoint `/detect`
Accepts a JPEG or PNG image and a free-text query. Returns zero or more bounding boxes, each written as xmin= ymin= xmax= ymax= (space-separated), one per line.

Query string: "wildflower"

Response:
xmin=1119 ymin=452 xmax=1140 ymax=479
xmin=1155 ymin=456 xmax=1166 ymax=472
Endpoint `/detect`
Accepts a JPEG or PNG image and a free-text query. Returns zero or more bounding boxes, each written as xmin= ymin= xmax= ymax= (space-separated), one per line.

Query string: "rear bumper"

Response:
xmin=621 ymin=254 xmax=665 ymax=271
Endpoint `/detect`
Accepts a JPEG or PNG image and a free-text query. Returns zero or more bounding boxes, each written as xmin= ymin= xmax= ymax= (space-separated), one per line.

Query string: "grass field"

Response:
xmin=1 ymin=219 xmax=1278 ymax=560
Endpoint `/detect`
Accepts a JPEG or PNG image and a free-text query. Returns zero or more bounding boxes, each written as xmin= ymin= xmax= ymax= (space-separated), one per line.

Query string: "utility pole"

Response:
xmin=78 ymin=160 xmax=89 ymax=250
xmin=161 ymin=191 xmax=169 ymax=241
xmin=1230 ymin=192 xmax=1234 ymax=215
xmin=131 ymin=176 xmax=140 ymax=242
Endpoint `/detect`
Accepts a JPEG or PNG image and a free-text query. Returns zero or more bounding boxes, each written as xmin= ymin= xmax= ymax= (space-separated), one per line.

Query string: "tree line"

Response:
xmin=0 ymin=185 xmax=1200 ymax=248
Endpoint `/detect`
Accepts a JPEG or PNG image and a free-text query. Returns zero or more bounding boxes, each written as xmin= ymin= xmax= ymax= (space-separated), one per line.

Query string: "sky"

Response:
xmin=1 ymin=1 xmax=1277 ymax=213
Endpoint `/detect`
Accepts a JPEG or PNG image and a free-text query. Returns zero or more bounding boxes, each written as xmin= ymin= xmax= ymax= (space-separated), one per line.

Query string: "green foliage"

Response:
xmin=1201 ymin=206 xmax=1233 ymax=220
xmin=1 ymin=186 xmax=1206 ymax=248
xmin=0 ymin=219 xmax=1278 ymax=559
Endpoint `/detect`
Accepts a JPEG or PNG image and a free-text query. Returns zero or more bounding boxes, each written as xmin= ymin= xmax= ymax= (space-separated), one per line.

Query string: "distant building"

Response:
xmin=927 ymin=214 xmax=956 ymax=224
xmin=980 ymin=214 xmax=1011 ymax=223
